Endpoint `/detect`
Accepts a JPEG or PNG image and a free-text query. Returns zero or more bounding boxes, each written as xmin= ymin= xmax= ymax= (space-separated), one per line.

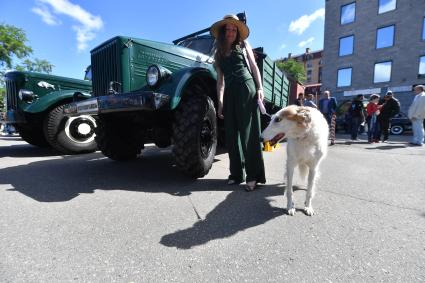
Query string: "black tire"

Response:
xmin=172 ymin=95 xmax=217 ymax=178
xmin=15 ymin=123 xmax=49 ymax=147
xmin=390 ymin=124 xmax=404 ymax=135
xmin=95 ymin=116 xmax=144 ymax=161
xmin=44 ymin=104 xmax=97 ymax=154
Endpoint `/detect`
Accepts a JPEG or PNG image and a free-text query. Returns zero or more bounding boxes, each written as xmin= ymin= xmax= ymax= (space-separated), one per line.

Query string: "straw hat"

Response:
xmin=210 ymin=14 xmax=250 ymax=40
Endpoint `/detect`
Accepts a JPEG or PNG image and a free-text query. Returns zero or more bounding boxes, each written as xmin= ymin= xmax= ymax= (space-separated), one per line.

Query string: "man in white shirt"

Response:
xmin=408 ymin=85 xmax=425 ymax=146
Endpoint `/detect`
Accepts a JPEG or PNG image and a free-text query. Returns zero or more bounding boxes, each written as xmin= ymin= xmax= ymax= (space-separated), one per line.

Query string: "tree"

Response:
xmin=276 ymin=59 xmax=306 ymax=83
xmin=16 ymin=59 xmax=53 ymax=74
xmin=0 ymin=24 xmax=33 ymax=68
xmin=0 ymin=24 xmax=53 ymax=112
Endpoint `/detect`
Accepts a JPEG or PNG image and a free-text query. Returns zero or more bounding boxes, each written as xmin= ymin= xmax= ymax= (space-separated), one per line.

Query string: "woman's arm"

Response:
xmin=216 ymin=65 xmax=225 ymax=119
xmin=244 ymin=41 xmax=264 ymax=101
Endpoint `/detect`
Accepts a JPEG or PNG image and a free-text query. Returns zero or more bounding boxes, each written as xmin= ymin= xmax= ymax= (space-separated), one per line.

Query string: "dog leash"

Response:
xmin=258 ymin=99 xmax=271 ymax=117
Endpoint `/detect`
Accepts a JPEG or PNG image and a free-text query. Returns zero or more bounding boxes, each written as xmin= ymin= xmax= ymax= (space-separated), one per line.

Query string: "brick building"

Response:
xmin=322 ymin=0 xmax=425 ymax=113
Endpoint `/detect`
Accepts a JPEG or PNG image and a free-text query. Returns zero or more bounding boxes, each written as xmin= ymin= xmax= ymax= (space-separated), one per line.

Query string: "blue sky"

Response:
xmin=1 ymin=0 xmax=325 ymax=79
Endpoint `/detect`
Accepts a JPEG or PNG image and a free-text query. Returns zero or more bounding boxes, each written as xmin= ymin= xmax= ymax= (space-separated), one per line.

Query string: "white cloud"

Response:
xmin=32 ymin=5 xmax=61 ymax=25
xmin=289 ymin=8 xmax=325 ymax=35
xmin=33 ymin=0 xmax=103 ymax=52
xmin=298 ymin=37 xmax=315 ymax=47
xmin=279 ymin=44 xmax=287 ymax=50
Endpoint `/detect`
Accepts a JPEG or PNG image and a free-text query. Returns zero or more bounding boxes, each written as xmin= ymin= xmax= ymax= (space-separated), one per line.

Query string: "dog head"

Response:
xmin=261 ymin=105 xmax=312 ymax=145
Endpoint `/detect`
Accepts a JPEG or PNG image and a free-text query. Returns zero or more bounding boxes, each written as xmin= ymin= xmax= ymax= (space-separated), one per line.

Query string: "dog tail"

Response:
xmin=298 ymin=164 xmax=309 ymax=181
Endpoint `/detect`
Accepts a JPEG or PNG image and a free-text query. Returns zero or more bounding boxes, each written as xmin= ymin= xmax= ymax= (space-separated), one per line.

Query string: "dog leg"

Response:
xmin=304 ymin=166 xmax=317 ymax=216
xmin=286 ymin=162 xmax=295 ymax=216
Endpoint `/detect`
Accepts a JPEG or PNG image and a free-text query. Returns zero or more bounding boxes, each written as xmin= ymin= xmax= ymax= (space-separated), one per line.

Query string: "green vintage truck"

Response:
xmin=4 ymin=67 xmax=97 ymax=154
xmin=65 ymin=17 xmax=289 ymax=178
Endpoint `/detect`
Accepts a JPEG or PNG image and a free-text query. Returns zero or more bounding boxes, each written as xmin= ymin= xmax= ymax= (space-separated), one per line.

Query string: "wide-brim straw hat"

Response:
xmin=210 ymin=14 xmax=250 ymax=40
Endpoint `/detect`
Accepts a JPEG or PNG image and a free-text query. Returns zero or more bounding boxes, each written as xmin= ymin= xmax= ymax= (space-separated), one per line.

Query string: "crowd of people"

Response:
xmin=294 ymin=86 xmax=425 ymax=146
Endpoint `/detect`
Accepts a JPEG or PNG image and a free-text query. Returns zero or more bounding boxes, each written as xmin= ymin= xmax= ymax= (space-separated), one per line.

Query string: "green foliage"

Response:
xmin=276 ymin=59 xmax=306 ymax=83
xmin=0 ymin=24 xmax=53 ymax=87
xmin=0 ymin=23 xmax=33 ymax=68
xmin=0 ymin=86 xmax=5 ymax=112
xmin=16 ymin=58 xmax=54 ymax=74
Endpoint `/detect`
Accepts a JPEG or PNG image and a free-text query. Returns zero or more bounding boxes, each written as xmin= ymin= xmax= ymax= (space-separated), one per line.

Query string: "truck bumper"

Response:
xmin=64 ymin=91 xmax=170 ymax=116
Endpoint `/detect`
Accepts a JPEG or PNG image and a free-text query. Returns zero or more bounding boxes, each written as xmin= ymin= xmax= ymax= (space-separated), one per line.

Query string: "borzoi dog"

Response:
xmin=262 ymin=105 xmax=328 ymax=216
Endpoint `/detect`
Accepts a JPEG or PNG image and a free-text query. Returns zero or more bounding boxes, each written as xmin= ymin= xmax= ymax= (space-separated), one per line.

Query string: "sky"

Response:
xmin=0 ymin=0 xmax=325 ymax=80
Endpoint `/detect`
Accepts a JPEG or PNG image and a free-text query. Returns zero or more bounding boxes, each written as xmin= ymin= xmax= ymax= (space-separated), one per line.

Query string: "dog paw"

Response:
xmin=287 ymin=207 xmax=296 ymax=216
xmin=304 ymin=206 xmax=315 ymax=216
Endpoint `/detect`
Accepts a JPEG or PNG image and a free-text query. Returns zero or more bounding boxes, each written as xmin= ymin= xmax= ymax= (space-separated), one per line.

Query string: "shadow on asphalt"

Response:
xmin=0 ymin=144 xmax=301 ymax=248
xmin=0 ymin=144 xmax=62 ymax=158
xmin=365 ymin=145 xmax=408 ymax=150
xmin=160 ymin=186 xmax=286 ymax=249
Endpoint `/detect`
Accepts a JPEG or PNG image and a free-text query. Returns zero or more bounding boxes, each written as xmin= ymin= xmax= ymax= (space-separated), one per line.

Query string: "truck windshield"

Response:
xmin=177 ymin=37 xmax=215 ymax=55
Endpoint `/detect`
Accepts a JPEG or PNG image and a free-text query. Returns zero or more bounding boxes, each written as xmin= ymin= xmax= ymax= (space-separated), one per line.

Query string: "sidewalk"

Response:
xmin=332 ymin=133 xmax=425 ymax=153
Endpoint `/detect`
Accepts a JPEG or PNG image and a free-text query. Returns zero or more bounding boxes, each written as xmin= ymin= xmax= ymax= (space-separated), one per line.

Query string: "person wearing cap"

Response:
xmin=407 ymin=85 xmax=425 ymax=146
xmin=210 ymin=14 xmax=266 ymax=191
xmin=378 ymin=91 xmax=400 ymax=142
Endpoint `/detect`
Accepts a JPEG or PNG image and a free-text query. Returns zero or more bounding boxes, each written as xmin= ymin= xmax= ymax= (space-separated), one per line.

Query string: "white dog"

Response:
xmin=262 ymin=105 xmax=328 ymax=216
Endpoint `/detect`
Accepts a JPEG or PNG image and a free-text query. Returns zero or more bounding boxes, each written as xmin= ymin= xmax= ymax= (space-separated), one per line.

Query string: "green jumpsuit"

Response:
xmin=221 ymin=46 xmax=266 ymax=184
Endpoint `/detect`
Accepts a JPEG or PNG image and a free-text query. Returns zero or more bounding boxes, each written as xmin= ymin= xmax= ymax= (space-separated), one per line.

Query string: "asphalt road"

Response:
xmin=1 ymin=134 xmax=424 ymax=282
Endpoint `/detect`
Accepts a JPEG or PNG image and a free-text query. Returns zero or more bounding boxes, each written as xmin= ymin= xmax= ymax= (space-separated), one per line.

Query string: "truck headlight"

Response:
xmin=146 ymin=65 xmax=171 ymax=87
xmin=18 ymin=89 xmax=38 ymax=102
xmin=146 ymin=65 xmax=160 ymax=87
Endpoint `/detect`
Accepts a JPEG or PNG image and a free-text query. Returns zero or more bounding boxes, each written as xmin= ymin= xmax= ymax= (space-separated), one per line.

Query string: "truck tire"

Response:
xmin=15 ymin=123 xmax=49 ymax=147
xmin=173 ymin=95 xmax=217 ymax=178
xmin=95 ymin=116 xmax=143 ymax=161
xmin=44 ymin=104 xmax=97 ymax=154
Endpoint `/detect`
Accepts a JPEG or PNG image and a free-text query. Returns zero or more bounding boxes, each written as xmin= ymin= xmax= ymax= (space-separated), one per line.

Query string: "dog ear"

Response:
xmin=295 ymin=107 xmax=312 ymax=128
xmin=282 ymin=105 xmax=298 ymax=119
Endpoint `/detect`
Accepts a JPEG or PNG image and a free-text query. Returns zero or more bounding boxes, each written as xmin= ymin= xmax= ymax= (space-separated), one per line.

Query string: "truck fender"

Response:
xmin=157 ymin=67 xmax=216 ymax=110
xmin=25 ymin=90 xmax=92 ymax=113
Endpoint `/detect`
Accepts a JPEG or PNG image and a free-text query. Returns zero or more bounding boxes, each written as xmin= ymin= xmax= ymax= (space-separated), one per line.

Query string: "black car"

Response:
xmin=389 ymin=112 xmax=412 ymax=135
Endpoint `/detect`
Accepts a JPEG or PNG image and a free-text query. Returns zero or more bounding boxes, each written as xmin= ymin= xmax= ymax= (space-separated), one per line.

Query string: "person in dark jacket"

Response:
xmin=378 ymin=91 xmax=400 ymax=142
xmin=349 ymin=94 xmax=365 ymax=140
xmin=319 ymin=90 xmax=338 ymax=145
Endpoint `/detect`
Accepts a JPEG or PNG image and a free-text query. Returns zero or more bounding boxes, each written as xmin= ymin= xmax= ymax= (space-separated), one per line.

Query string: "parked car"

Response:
xmin=390 ymin=112 xmax=412 ymax=135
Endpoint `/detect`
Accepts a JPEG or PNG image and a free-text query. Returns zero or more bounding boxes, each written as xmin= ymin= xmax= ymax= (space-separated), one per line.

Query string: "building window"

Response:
xmin=376 ymin=25 xmax=395 ymax=49
xmin=337 ymin=68 xmax=352 ymax=87
xmin=374 ymin=61 xmax=392 ymax=83
xmin=419 ymin=56 xmax=425 ymax=76
xmin=422 ymin=17 xmax=425 ymax=40
xmin=340 ymin=2 xmax=355 ymax=25
xmin=318 ymin=67 xmax=322 ymax=83
xmin=306 ymin=70 xmax=312 ymax=82
xmin=378 ymin=0 xmax=396 ymax=14
xmin=339 ymin=35 xmax=354 ymax=56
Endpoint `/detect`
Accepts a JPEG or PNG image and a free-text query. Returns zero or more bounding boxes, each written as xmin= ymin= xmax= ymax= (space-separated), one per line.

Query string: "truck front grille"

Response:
xmin=5 ymin=78 xmax=19 ymax=110
xmin=91 ymin=39 xmax=122 ymax=97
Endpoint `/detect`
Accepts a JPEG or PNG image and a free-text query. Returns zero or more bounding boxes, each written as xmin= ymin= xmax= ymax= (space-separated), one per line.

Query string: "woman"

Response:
xmin=366 ymin=94 xmax=381 ymax=143
xmin=210 ymin=14 xmax=266 ymax=191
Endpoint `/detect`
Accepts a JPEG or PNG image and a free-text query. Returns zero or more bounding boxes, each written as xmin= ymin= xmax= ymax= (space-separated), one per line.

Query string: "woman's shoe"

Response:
xmin=245 ymin=181 xmax=256 ymax=192
xmin=227 ymin=179 xmax=241 ymax=185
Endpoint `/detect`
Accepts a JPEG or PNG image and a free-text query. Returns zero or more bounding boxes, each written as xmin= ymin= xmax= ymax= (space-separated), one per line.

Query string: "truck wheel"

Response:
xmin=390 ymin=124 xmax=404 ymax=135
xmin=173 ymin=95 xmax=217 ymax=178
xmin=16 ymin=123 xmax=49 ymax=147
xmin=95 ymin=116 xmax=143 ymax=161
xmin=44 ymin=104 xmax=97 ymax=154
